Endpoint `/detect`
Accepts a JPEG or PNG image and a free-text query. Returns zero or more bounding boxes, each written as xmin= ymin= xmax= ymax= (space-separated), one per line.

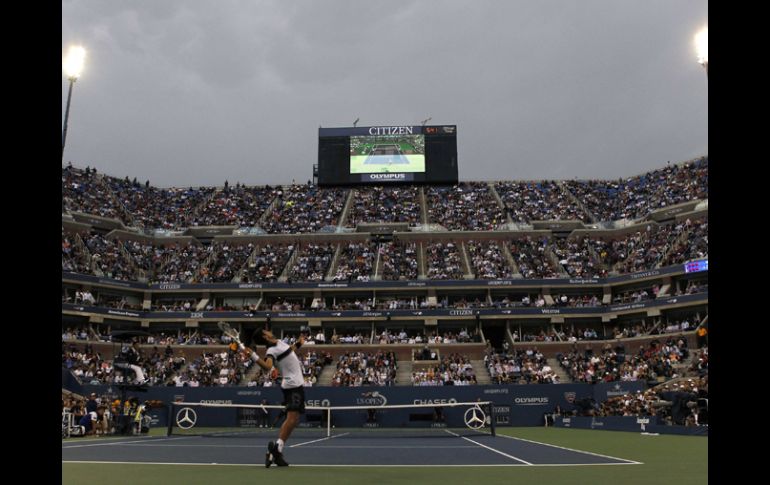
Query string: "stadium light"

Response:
xmin=421 ymin=117 xmax=432 ymax=126
xmin=353 ymin=117 xmax=360 ymax=127
xmin=62 ymin=45 xmax=87 ymax=161
xmin=695 ymin=26 xmax=707 ymax=76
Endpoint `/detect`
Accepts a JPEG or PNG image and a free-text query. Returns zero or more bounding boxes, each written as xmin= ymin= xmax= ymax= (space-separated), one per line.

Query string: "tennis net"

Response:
xmin=167 ymin=400 xmax=496 ymax=439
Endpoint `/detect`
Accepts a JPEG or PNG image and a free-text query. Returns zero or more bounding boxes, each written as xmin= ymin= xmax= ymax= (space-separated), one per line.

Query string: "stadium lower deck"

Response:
xmin=62 ymin=428 xmax=640 ymax=467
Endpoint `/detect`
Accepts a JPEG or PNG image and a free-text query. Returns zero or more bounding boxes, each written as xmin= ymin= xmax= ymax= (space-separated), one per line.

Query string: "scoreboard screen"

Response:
xmin=684 ymin=260 xmax=708 ymax=273
xmin=318 ymin=125 xmax=458 ymax=185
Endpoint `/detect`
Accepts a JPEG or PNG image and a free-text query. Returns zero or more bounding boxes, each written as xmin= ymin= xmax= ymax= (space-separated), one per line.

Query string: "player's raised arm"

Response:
xmin=242 ymin=346 xmax=274 ymax=371
xmin=289 ymin=334 xmax=305 ymax=353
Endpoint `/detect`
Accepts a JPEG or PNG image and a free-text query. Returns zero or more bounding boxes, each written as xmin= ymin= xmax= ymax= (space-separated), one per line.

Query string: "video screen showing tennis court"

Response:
xmin=350 ymin=134 xmax=425 ymax=174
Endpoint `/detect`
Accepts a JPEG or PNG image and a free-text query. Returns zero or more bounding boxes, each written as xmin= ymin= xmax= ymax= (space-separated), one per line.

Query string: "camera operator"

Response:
xmin=659 ymin=384 xmax=698 ymax=425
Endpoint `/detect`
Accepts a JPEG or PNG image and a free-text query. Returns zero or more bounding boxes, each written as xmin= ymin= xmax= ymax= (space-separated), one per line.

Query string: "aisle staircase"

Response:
xmin=317 ymin=364 xmax=338 ymax=386
xmin=395 ymin=360 xmax=413 ymax=386
xmin=547 ymin=357 xmax=571 ymax=383
xmin=471 ymin=360 xmax=491 ymax=384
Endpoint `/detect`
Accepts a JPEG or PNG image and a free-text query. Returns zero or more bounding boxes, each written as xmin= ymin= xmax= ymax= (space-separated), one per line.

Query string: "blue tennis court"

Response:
xmin=62 ymin=429 xmax=642 ymax=467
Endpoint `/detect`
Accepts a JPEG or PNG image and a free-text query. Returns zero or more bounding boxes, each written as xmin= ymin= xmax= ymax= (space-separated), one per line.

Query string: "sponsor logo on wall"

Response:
xmin=606 ymin=383 xmax=631 ymax=397
xmin=493 ymin=405 xmax=511 ymax=424
xmin=306 ymin=399 xmax=332 ymax=407
xmin=484 ymin=388 xmax=509 ymax=394
xmin=236 ymin=390 xmax=261 ymax=396
xmin=413 ymin=398 xmax=458 ymax=405
xmin=357 ymin=391 xmax=388 ymax=406
xmin=513 ymin=397 xmax=550 ymax=406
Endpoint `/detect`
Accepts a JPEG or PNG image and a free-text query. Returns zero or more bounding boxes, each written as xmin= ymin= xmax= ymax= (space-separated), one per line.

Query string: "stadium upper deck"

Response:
xmin=62 ymin=157 xmax=707 ymax=350
xmin=62 ymin=157 xmax=707 ymax=232
xmin=62 ymin=157 xmax=707 ymax=286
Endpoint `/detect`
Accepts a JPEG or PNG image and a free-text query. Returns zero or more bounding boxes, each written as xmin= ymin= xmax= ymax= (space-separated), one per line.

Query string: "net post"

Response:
xmin=63 ymin=411 xmax=72 ymax=438
xmin=327 ymin=408 xmax=331 ymax=438
xmin=166 ymin=403 xmax=174 ymax=436
xmin=489 ymin=402 xmax=496 ymax=437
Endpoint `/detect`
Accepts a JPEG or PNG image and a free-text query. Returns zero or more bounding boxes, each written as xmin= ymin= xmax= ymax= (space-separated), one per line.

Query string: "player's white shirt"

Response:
xmin=266 ymin=340 xmax=304 ymax=389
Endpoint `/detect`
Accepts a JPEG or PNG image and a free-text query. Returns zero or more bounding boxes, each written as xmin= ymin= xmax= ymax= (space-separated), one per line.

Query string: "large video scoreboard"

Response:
xmin=318 ymin=125 xmax=458 ymax=186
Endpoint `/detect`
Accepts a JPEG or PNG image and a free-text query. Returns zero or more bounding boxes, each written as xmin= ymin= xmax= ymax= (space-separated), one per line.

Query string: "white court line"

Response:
xmin=289 ymin=445 xmax=478 ymax=449
xmin=115 ymin=444 xmax=477 ymax=449
xmin=122 ymin=444 xmax=261 ymax=448
xmin=443 ymin=430 xmax=532 ymax=465
xmin=62 ymin=436 xmax=153 ymax=444
xmin=494 ymin=433 xmax=643 ymax=465
xmin=62 ymin=437 xmax=188 ymax=449
xmin=62 ymin=460 xmax=639 ymax=468
xmin=289 ymin=432 xmax=350 ymax=448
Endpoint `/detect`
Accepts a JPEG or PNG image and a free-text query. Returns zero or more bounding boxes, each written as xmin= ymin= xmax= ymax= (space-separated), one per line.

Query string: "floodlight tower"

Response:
xmin=62 ymin=45 xmax=86 ymax=161
xmin=695 ymin=26 xmax=708 ymax=76
xmin=694 ymin=26 xmax=708 ymax=165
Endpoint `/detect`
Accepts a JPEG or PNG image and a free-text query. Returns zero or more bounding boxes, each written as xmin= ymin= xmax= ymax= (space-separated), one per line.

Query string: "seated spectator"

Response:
xmin=552 ymin=237 xmax=607 ymax=278
xmin=380 ymin=242 xmax=418 ymax=280
xmin=289 ymin=243 xmax=336 ymax=282
xmin=564 ymin=158 xmax=708 ymax=222
xmin=332 ymin=242 xmax=377 ymax=282
xmin=412 ymin=353 xmax=477 ymax=386
xmin=262 ymin=184 xmax=347 ymax=234
xmin=426 ymin=183 xmax=506 ymax=231
xmin=426 ymin=242 xmax=465 ymax=280
xmin=511 ymin=237 xmax=559 ymax=278
xmin=466 ymin=240 xmax=514 ymax=279
xmin=331 ymin=351 xmax=397 ymax=386
xmin=495 ymin=180 xmax=587 ymax=222
xmin=346 ymin=185 xmax=421 ymax=227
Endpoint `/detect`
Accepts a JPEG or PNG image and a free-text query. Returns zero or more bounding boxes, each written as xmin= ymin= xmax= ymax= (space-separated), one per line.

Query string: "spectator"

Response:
xmin=496 ymin=181 xmax=587 ymax=222
xmin=346 ymin=185 xmax=421 ymax=226
xmin=380 ymin=242 xmax=418 ymax=280
xmin=466 ymin=240 xmax=514 ymax=279
xmin=426 ymin=183 xmax=506 ymax=231
xmin=426 ymin=242 xmax=465 ymax=280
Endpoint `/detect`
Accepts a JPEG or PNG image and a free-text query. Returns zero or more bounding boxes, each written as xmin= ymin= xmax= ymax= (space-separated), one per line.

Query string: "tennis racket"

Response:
xmin=217 ymin=321 xmax=244 ymax=349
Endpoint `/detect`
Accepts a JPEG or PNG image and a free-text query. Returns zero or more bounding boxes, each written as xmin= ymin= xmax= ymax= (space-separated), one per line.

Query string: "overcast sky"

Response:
xmin=62 ymin=0 xmax=707 ymax=187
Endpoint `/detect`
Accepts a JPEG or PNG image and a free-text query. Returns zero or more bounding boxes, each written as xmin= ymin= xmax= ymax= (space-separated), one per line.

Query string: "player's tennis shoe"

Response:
xmin=268 ymin=441 xmax=289 ymax=467
xmin=265 ymin=442 xmax=274 ymax=468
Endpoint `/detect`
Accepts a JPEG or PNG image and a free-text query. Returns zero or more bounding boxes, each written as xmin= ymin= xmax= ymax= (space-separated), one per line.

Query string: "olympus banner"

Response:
xmin=362 ymin=173 xmax=414 ymax=182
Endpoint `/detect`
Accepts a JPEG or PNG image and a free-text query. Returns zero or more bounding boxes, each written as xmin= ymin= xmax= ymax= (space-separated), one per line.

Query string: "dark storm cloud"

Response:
xmin=62 ymin=0 xmax=707 ymax=187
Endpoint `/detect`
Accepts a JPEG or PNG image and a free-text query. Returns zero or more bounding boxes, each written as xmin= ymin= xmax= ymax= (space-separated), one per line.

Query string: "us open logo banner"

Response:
xmin=357 ymin=391 xmax=388 ymax=406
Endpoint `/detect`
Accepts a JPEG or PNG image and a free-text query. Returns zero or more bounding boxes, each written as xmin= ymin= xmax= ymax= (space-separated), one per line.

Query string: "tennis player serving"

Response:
xmin=245 ymin=328 xmax=306 ymax=467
